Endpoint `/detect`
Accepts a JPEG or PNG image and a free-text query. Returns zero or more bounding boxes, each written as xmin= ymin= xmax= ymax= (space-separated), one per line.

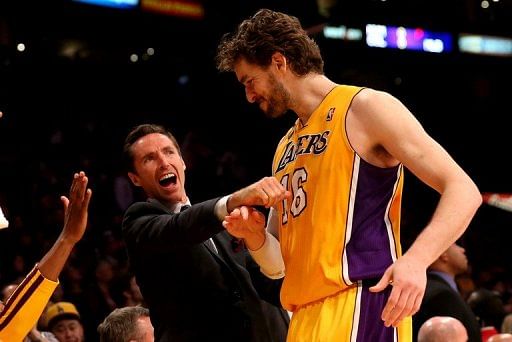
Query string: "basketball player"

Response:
xmin=217 ymin=8 xmax=481 ymax=341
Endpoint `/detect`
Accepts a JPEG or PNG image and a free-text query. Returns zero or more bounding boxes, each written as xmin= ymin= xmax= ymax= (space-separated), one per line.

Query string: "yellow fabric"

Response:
xmin=287 ymin=285 xmax=412 ymax=342
xmin=272 ymin=85 xmax=404 ymax=312
xmin=0 ymin=266 xmax=58 ymax=342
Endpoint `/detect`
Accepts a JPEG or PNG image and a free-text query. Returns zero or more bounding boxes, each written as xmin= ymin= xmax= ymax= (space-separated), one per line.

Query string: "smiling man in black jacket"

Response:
xmin=121 ymin=123 xmax=290 ymax=342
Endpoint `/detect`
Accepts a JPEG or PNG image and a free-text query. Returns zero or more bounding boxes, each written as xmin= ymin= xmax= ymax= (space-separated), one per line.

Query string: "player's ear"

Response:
xmin=272 ymin=52 xmax=287 ymax=72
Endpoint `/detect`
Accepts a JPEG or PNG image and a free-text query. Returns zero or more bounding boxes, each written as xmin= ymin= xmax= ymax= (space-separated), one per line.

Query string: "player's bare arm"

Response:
xmin=350 ymin=88 xmax=481 ymax=327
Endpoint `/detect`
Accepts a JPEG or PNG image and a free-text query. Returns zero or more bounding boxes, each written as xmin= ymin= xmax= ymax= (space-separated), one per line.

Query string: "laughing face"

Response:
xmin=128 ymin=133 xmax=187 ymax=207
xmin=234 ymin=57 xmax=290 ymax=119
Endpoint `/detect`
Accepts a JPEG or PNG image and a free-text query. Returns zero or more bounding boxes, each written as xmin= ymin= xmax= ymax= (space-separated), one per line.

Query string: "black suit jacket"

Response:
xmin=122 ymin=197 xmax=289 ymax=342
xmin=413 ymin=272 xmax=482 ymax=342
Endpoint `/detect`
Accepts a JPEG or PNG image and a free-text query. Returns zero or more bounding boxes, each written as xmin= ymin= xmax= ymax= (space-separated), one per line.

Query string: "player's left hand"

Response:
xmin=369 ymin=255 xmax=426 ymax=327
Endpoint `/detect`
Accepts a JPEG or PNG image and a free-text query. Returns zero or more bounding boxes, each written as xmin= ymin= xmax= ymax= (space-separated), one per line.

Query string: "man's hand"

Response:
xmin=38 ymin=171 xmax=92 ymax=281
xmin=223 ymin=206 xmax=266 ymax=250
xmin=227 ymin=177 xmax=290 ymax=212
xmin=60 ymin=171 xmax=92 ymax=244
xmin=369 ymin=255 xmax=427 ymax=327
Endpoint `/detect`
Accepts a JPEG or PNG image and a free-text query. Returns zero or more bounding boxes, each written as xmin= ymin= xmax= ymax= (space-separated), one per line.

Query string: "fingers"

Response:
xmin=66 ymin=171 xmax=91 ymax=211
xmin=60 ymin=196 xmax=70 ymax=211
xmin=78 ymin=171 xmax=88 ymax=199
xmin=75 ymin=171 xmax=88 ymax=200
xmin=69 ymin=171 xmax=87 ymax=199
xmin=240 ymin=206 xmax=249 ymax=220
xmin=226 ymin=207 xmax=261 ymax=224
xmin=381 ymin=283 xmax=423 ymax=327
xmin=227 ymin=208 xmax=241 ymax=219
xmin=382 ymin=286 xmax=408 ymax=327
xmin=369 ymin=267 xmax=403 ymax=327
xmin=223 ymin=206 xmax=266 ymax=239
xmin=411 ymin=289 xmax=424 ymax=316
xmin=223 ymin=208 xmax=242 ymax=230
xmin=222 ymin=220 xmax=231 ymax=230
xmin=229 ymin=176 xmax=288 ymax=210
xmin=369 ymin=268 xmax=393 ymax=293
xmin=259 ymin=177 xmax=288 ymax=208
xmin=82 ymin=188 xmax=92 ymax=213
xmin=251 ymin=209 xmax=265 ymax=225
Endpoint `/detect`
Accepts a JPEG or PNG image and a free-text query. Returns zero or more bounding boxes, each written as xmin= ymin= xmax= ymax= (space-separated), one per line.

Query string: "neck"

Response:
xmin=289 ymin=74 xmax=337 ymax=124
xmin=429 ymin=265 xmax=456 ymax=278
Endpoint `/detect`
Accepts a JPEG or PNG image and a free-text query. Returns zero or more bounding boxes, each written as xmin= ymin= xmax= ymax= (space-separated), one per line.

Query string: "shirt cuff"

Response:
xmin=214 ymin=195 xmax=230 ymax=221
xmin=248 ymin=231 xmax=285 ymax=279
xmin=35 ymin=264 xmax=59 ymax=285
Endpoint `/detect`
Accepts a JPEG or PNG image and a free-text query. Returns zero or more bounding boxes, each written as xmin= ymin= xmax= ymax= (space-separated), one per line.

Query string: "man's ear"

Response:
xmin=182 ymin=158 xmax=186 ymax=171
xmin=439 ymin=252 xmax=450 ymax=263
xmin=272 ymin=52 xmax=287 ymax=72
xmin=128 ymin=172 xmax=141 ymax=187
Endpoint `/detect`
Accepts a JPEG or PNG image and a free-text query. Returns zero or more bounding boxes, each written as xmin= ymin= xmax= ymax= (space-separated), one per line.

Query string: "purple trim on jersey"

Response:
xmin=346 ymin=158 xmax=400 ymax=281
xmin=356 ymin=284 xmax=395 ymax=341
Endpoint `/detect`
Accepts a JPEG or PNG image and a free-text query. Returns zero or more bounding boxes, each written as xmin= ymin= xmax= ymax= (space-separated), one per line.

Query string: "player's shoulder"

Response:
xmin=350 ymin=87 xmax=399 ymax=116
xmin=352 ymin=87 xmax=394 ymax=103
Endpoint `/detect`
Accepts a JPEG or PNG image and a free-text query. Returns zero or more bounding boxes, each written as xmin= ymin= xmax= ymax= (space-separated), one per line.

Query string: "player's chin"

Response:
xmin=258 ymin=102 xmax=268 ymax=113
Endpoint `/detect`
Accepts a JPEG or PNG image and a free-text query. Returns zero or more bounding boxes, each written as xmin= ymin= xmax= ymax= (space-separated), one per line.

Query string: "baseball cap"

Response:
xmin=42 ymin=302 xmax=81 ymax=330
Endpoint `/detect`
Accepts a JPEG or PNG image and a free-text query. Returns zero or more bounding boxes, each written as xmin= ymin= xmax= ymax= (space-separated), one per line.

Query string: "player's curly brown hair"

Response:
xmin=216 ymin=8 xmax=324 ymax=77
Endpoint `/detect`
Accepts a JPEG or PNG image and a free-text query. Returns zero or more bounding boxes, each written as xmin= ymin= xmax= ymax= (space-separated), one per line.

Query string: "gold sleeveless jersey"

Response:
xmin=272 ymin=85 xmax=404 ymax=311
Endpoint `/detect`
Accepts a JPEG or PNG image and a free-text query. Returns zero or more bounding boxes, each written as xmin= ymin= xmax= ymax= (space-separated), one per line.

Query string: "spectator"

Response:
xmin=488 ymin=333 xmax=512 ymax=342
xmin=413 ymin=243 xmax=481 ymax=341
xmin=468 ymin=288 xmax=506 ymax=331
xmin=97 ymin=306 xmax=153 ymax=342
xmin=42 ymin=302 xmax=84 ymax=342
xmin=418 ymin=316 xmax=468 ymax=342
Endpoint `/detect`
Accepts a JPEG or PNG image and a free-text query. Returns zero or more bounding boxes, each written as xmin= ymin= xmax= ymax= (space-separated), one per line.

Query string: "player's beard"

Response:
xmin=263 ymin=73 xmax=290 ymax=119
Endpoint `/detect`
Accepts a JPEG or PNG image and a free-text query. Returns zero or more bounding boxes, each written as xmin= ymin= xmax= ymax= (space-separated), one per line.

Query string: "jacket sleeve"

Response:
xmin=122 ymin=198 xmax=225 ymax=252
xmin=0 ymin=266 xmax=58 ymax=341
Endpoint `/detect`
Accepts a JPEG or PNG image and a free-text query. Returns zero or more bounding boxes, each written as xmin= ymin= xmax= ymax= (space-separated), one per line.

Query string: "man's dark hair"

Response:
xmin=216 ymin=8 xmax=324 ymax=76
xmin=123 ymin=124 xmax=180 ymax=173
xmin=97 ymin=306 xmax=150 ymax=342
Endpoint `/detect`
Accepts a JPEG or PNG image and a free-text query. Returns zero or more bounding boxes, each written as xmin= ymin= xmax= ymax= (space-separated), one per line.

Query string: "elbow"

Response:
xmin=468 ymin=180 xmax=483 ymax=211
xmin=474 ymin=191 xmax=483 ymax=210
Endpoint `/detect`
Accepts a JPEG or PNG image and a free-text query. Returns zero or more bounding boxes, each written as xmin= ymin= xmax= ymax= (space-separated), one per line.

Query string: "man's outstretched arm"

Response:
xmin=0 ymin=171 xmax=92 ymax=341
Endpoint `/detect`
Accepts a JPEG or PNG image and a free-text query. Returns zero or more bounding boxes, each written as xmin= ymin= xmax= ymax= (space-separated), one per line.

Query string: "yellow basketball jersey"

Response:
xmin=272 ymin=85 xmax=404 ymax=312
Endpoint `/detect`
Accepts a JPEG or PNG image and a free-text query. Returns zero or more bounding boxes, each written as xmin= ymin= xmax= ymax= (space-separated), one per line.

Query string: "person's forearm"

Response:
xmin=405 ymin=180 xmax=481 ymax=266
xmin=38 ymin=235 xmax=76 ymax=281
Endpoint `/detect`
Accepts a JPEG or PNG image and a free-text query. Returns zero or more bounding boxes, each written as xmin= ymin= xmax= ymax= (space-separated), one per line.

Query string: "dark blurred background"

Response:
xmin=0 ymin=0 xmax=511 ymax=339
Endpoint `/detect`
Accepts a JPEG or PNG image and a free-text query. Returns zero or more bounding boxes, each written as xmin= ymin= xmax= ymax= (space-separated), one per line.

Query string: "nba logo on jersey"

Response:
xmin=326 ymin=107 xmax=335 ymax=121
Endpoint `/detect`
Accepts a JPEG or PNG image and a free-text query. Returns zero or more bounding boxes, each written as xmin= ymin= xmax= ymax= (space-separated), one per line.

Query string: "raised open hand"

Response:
xmin=60 ymin=171 xmax=92 ymax=244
